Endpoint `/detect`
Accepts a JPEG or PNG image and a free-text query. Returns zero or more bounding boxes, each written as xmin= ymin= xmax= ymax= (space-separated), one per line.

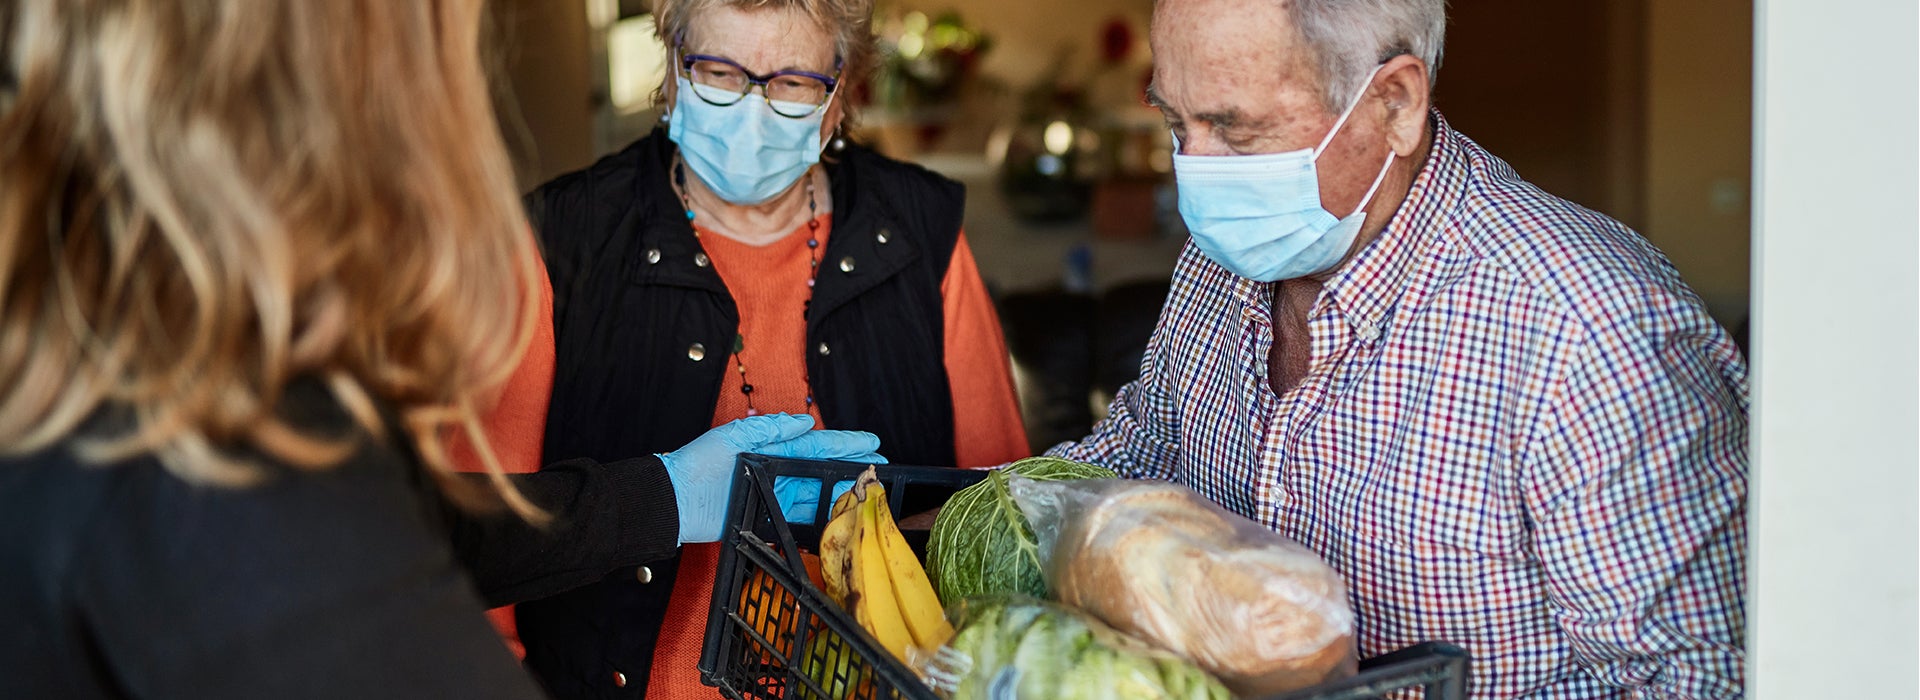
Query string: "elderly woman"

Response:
xmin=512 ymin=0 xmax=1030 ymax=696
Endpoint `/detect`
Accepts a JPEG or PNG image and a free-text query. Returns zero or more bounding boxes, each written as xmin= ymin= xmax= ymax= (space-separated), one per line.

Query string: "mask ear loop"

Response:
xmin=1349 ymin=149 xmax=1396 ymax=219
xmin=803 ymin=55 xmax=846 ymax=158
xmin=1310 ymin=63 xmax=1397 ymax=218
xmin=814 ymin=85 xmax=843 ymax=157
xmin=1312 ymin=63 xmax=1389 ymax=159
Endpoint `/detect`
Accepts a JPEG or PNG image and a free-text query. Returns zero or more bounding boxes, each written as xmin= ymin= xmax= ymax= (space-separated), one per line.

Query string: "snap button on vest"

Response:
xmin=688 ymin=343 xmax=706 ymax=361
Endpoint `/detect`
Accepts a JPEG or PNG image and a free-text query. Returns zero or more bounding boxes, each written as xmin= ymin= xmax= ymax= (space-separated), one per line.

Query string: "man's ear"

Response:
xmin=1372 ymin=54 xmax=1431 ymax=157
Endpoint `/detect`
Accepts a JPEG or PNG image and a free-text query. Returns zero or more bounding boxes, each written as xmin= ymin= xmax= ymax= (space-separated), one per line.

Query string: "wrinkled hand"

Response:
xmin=660 ymin=414 xmax=881 ymax=544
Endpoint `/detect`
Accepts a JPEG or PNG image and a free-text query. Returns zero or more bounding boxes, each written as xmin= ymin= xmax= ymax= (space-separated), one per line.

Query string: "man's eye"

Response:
xmin=1224 ymin=132 xmax=1268 ymax=154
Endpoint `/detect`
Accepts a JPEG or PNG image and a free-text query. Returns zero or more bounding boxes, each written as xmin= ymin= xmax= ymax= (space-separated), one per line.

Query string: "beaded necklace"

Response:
xmin=674 ymin=157 xmax=822 ymax=417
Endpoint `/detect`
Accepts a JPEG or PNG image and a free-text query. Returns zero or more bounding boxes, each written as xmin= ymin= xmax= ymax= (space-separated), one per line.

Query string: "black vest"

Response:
xmin=517 ymin=130 xmax=963 ymax=699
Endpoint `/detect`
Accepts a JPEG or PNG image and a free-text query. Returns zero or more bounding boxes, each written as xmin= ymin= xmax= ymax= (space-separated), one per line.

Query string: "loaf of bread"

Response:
xmin=1045 ymin=482 xmax=1356 ymax=697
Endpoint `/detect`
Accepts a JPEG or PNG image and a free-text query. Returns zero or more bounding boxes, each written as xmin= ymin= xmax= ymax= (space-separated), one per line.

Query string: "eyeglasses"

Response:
xmin=677 ymin=52 xmax=841 ymax=118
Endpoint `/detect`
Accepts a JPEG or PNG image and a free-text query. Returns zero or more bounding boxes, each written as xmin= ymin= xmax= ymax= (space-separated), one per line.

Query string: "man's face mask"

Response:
xmin=1172 ymin=65 xmax=1396 ymax=282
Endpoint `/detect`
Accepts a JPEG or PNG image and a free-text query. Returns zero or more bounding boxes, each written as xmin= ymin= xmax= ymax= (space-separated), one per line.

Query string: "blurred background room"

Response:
xmin=487 ymin=0 xmax=1754 ymax=453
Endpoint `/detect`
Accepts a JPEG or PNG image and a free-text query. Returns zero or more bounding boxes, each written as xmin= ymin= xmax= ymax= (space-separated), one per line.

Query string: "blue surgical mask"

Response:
xmin=1172 ymin=66 xmax=1396 ymax=281
xmin=668 ymin=74 xmax=835 ymax=205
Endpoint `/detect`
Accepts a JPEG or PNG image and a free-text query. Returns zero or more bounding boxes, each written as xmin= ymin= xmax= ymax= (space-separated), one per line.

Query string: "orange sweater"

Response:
xmin=646 ymin=216 xmax=1029 ymax=699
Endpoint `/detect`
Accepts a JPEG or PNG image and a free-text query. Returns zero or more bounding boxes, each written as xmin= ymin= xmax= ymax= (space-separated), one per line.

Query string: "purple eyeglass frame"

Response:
xmin=677 ymin=52 xmax=841 ymax=108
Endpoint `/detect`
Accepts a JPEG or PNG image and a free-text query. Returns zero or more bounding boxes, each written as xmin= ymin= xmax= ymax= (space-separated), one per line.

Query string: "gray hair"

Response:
xmin=1288 ymin=0 xmax=1447 ymax=112
xmin=651 ymin=0 xmax=877 ymax=128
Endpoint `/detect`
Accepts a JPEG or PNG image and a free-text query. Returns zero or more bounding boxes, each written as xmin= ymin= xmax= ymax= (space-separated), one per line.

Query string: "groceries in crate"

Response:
xmin=740 ymin=552 xmax=827 ymax=661
xmin=818 ymin=466 xmax=954 ymax=664
xmin=801 ymin=627 xmax=871 ymax=699
xmin=1007 ymin=475 xmax=1358 ymax=696
xmin=919 ymin=596 xmax=1232 ymax=700
xmin=924 ymin=457 xmax=1117 ymax=603
xmin=787 ymin=457 xmax=1361 ymax=699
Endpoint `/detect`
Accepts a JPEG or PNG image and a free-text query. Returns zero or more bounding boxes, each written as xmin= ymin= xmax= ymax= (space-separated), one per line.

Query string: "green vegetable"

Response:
xmin=1012 ymin=610 xmax=1066 ymax=698
xmin=798 ymin=630 xmax=869 ymax=700
xmin=927 ymin=457 xmax=1114 ymax=603
xmin=940 ymin=597 xmax=1230 ymax=700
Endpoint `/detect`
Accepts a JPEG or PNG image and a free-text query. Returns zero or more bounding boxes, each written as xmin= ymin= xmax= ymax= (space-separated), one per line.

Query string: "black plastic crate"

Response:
xmin=699 ymin=456 xmax=975 ymax=700
xmin=699 ymin=455 xmax=1472 ymax=700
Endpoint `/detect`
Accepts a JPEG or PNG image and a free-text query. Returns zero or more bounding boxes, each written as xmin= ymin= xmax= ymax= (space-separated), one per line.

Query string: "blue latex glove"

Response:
xmin=660 ymin=414 xmax=882 ymax=544
xmin=774 ymin=465 xmax=883 ymax=526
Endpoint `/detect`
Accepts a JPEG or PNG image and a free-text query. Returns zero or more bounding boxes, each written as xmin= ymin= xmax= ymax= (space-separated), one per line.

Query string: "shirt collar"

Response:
xmin=1317 ymin=109 xmax=1469 ymax=337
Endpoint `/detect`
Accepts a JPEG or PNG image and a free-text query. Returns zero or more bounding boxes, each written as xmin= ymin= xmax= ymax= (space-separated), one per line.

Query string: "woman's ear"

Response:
xmin=1373 ymin=54 xmax=1431 ymax=157
xmin=820 ymin=100 xmax=846 ymax=147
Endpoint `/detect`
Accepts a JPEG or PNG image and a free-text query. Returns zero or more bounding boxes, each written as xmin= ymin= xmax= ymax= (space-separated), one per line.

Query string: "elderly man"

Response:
xmin=1048 ymin=0 xmax=1748 ymax=697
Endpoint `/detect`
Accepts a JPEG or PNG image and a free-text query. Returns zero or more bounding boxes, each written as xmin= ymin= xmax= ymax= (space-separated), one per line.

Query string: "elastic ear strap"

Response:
xmin=1315 ymin=63 xmax=1389 ymax=157
xmin=1351 ymin=149 xmax=1396 ymax=218
xmin=816 ymin=87 xmax=843 ymax=155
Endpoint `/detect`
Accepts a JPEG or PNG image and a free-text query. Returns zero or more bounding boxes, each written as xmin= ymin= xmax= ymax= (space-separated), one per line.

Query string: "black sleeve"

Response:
xmin=73 ymin=442 xmax=551 ymax=699
xmin=526 ymin=186 xmax=566 ymax=326
xmin=440 ymin=457 xmax=681 ymax=607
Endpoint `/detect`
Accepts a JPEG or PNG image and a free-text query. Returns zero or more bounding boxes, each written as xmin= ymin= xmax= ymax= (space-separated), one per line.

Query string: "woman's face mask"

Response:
xmin=1172 ymin=65 xmax=1396 ymax=282
xmin=667 ymin=71 xmax=837 ymax=206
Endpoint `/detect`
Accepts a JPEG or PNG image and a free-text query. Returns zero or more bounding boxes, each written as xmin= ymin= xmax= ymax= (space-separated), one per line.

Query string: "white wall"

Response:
xmin=1750 ymin=0 xmax=1919 ymax=696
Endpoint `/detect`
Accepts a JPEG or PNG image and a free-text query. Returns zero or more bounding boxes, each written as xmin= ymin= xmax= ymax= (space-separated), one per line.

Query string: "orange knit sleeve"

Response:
xmin=941 ymin=232 xmax=1031 ymax=467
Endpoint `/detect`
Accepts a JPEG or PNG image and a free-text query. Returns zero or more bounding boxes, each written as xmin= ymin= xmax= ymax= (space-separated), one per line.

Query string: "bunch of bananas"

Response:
xmin=819 ymin=466 xmax=954 ymax=663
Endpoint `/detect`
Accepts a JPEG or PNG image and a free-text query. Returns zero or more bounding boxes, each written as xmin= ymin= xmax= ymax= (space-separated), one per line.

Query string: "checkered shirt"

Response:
xmin=1050 ymin=112 xmax=1748 ymax=698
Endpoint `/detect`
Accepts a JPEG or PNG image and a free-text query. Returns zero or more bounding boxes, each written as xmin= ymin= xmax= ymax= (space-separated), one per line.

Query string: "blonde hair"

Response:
xmin=0 ymin=0 xmax=544 ymax=520
xmin=652 ymin=0 xmax=876 ymax=129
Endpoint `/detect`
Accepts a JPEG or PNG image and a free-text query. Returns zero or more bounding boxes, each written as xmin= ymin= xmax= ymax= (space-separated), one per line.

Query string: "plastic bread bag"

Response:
xmin=1007 ymin=476 xmax=1358 ymax=697
xmin=915 ymin=595 xmax=1231 ymax=700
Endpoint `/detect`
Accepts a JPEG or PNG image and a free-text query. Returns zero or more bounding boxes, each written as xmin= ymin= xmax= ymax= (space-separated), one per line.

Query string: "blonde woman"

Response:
xmin=0 ymin=1 xmax=881 ymax=697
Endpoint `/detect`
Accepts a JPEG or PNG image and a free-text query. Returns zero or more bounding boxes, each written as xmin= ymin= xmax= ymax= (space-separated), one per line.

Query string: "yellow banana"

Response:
xmin=875 ymin=494 xmax=955 ymax=650
xmin=853 ymin=482 xmax=915 ymax=662
xmin=818 ymin=486 xmax=861 ymax=606
xmin=828 ymin=479 xmax=860 ymax=521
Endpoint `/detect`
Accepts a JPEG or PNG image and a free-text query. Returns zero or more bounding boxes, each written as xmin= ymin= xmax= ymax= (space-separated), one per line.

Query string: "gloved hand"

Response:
xmin=774 ymin=467 xmax=883 ymax=526
xmin=660 ymin=413 xmax=882 ymax=544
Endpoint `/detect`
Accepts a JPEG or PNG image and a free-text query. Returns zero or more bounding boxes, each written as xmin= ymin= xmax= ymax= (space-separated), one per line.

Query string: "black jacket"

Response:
xmin=516 ymin=130 xmax=965 ymax=698
xmin=0 ymin=381 xmax=678 ymax=699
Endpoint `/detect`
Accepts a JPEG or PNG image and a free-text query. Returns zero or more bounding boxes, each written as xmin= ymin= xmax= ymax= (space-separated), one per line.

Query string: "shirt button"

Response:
xmin=646 ymin=248 xmax=662 ymax=264
xmin=838 ymin=256 xmax=856 ymax=273
xmin=1357 ymin=323 xmax=1379 ymax=342
xmin=613 ymin=671 xmax=628 ymax=687
xmin=875 ymin=229 xmax=891 ymax=244
xmin=636 ymin=566 xmax=653 ymax=583
xmin=688 ymin=343 xmax=706 ymax=361
xmin=817 ymin=342 xmax=831 ymax=356
xmin=694 ymin=252 xmax=711 ymax=268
